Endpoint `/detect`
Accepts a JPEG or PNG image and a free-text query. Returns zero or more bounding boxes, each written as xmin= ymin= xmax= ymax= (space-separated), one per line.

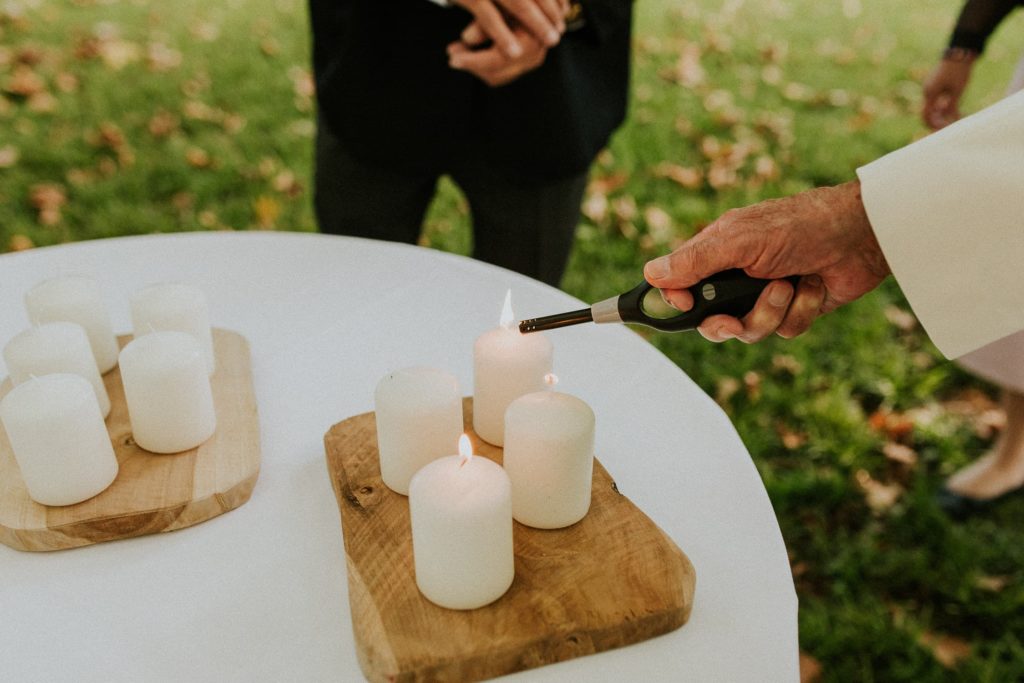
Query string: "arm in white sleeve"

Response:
xmin=856 ymin=89 xmax=1024 ymax=359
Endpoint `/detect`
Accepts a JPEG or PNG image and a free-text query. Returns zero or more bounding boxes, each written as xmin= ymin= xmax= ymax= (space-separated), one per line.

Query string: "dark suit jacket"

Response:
xmin=309 ymin=0 xmax=633 ymax=186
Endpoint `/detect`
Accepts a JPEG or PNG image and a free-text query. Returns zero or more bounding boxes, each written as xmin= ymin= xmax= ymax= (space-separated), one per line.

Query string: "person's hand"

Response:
xmin=448 ymin=23 xmax=549 ymax=87
xmin=452 ymin=0 xmax=567 ymax=59
xmin=643 ymin=181 xmax=891 ymax=343
xmin=922 ymin=53 xmax=976 ymax=130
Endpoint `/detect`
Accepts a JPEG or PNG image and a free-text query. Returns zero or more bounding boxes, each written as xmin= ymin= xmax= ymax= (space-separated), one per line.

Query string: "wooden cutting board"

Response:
xmin=324 ymin=398 xmax=696 ymax=682
xmin=0 ymin=328 xmax=260 ymax=552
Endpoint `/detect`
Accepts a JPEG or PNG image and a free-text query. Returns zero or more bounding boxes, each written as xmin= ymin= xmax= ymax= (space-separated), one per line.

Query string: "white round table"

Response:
xmin=0 ymin=232 xmax=798 ymax=682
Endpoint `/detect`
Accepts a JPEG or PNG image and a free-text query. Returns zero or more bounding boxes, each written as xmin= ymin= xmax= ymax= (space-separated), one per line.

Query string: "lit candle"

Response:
xmin=24 ymin=275 xmax=119 ymax=374
xmin=0 ymin=373 xmax=118 ymax=506
xmin=119 ymin=331 xmax=216 ymax=454
xmin=409 ymin=435 xmax=514 ymax=610
xmin=130 ymin=283 xmax=215 ymax=375
xmin=3 ymin=322 xmax=112 ymax=419
xmin=374 ymin=367 xmax=463 ymax=495
xmin=472 ymin=290 xmax=553 ymax=446
xmin=503 ymin=375 xmax=595 ymax=529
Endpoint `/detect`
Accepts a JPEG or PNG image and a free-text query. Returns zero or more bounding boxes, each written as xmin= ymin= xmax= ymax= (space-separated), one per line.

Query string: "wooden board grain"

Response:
xmin=0 ymin=328 xmax=260 ymax=552
xmin=324 ymin=398 xmax=696 ymax=683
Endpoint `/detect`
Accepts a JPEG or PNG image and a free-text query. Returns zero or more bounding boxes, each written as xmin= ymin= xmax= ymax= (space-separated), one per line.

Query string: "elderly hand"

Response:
xmin=922 ymin=53 xmax=976 ymax=130
xmin=643 ymin=181 xmax=891 ymax=343
xmin=452 ymin=0 xmax=568 ymax=59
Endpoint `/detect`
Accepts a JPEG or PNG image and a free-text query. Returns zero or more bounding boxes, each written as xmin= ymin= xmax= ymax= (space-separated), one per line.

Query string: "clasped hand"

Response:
xmin=449 ymin=0 xmax=570 ymax=86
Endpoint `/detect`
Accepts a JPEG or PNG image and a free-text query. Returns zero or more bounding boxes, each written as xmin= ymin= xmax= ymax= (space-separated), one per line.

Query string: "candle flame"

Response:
xmin=499 ymin=289 xmax=515 ymax=330
xmin=458 ymin=433 xmax=473 ymax=467
xmin=544 ymin=373 xmax=559 ymax=388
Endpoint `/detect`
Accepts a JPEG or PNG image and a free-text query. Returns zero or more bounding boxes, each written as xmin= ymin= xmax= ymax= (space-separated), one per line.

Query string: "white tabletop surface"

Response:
xmin=0 ymin=232 xmax=798 ymax=682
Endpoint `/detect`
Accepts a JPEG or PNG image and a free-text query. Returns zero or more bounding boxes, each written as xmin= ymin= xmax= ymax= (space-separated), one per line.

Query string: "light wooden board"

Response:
xmin=324 ymin=398 xmax=696 ymax=683
xmin=0 ymin=328 xmax=260 ymax=552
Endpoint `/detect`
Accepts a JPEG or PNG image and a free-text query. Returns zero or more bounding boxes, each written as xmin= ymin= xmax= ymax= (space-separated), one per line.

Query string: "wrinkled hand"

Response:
xmin=448 ymin=23 xmax=549 ymax=87
xmin=643 ymin=181 xmax=891 ymax=343
xmin=452 ymin=0 xmax=568 ymax=59
xmin=922 ymin=56 xmax=975 ymax=130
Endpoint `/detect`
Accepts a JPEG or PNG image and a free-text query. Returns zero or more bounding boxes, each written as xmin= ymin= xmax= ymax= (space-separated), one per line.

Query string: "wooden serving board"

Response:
xmin=324 ymin=398 xmax=696 ymax=683
xmin=0 ymin=328 xmax=260 ymax=552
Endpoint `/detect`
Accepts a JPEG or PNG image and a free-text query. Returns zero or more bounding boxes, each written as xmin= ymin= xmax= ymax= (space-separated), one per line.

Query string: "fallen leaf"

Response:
xmin=799 ymin=651 xmax=823 ymax=683
xmin=772 ymin=354 xmax=803 ymax=375
xmin=253 ymin=195 xmax=280 ymax=229
xmin=744 ymin=371 xmax=762 ymax=401
xmin=918 ymin=632 xmax=971 ymax=669
xmin=974 ymin=575 xmax=1010 ymax=592
xmin=884 ymin=305 xmax=917 ymax=331
xmin=715 ymin=376 xmax=741 ymax=405
xmin=654 ymin=162 xmax=703 ymax=190
xmin=148 ymin=110 xmax=180 ymax=138
xmin=147 ymin=42 xmax=182 ymax=71
xmin=581 ymin=192 xmax=608 ymax=224
xmin=4 ymin=65 xmax=46 ymax=97
xmin=8 ymin=234 xmax=34 ymax=251
xmin=611 ymin=195 xmax=636 ymax=222
xmin=855 ymin=469 xmax=903 ymax=513
xmin=0 ymin=145 xmax=19 ymax=168
xmin=882 ymin=442 xmax=918 ymax=467
xmin=185 ymin=147 xmax=211 ymax=168
xmin=778 ymin=424 xmax=807 ymax=450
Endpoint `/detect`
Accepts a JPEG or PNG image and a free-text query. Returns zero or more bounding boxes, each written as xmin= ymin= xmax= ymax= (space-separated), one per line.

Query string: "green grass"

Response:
xmin=3 ymin=0 xmax=1024 ymax=679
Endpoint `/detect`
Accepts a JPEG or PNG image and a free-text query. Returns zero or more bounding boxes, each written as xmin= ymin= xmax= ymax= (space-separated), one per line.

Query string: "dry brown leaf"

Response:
xmin=272 ymin=170 xmax=302 ymax=198
xmin=855 ymin=469 xmax=903 ymax=513
xmin=8 ymin=234 xmax=34 ymax=252
xmin=778 ymin=425 xmax=807 ymax=450
xmin=190 ymin=20 xmax=221 ymax=42
xmin=772 ymin=354 xmax=803 ymax=375
xmin=974 ymin=574 xmax=1010 ymax=592
xmin=0 ymin=145 xmax=19 ymax=168
xmin=4 ymin=65 xmax=46 ymax=97
xmin=799 ymin=651 xmax=823 ymax=683
xmin=715 ymin=376 xmax=741 ymax=406
xmin=744 ymin=371 xmax=762 ymax=401
xmin=55 ymin=71 xmax=78 ymax=93
xmin=147 ymin=42 xmax=182 ymax=72
xmin=918 ymin=632 xmax=971 ymax=669
xmin=253 ymin=195 xmax=280 ymax=229
xmin=581 ymin=192 xmax=608 ymax=224
xmin=198 ymin=210 xmax=218 ymax=228
xmin=655 ymin=162 xmax=703 ymax=190
xmin=588 ymin=172 xmax=628 ymax=195
xmin=99 ymin=40 xmax=141 ymax=70
xmin=148 ymin=110 xmax=179 ymax=138
xmin=882 ymin=442 xmax=918 ymax=467
xmin=185 ymin=147 xmax=211 ymax=169
xmin=671 ymin=42 xmax=705 ymax=87
xmin=611 ymin=195 xmax=637 ymax=222
xmin=884 ymin=305 xmax=917 ymax=331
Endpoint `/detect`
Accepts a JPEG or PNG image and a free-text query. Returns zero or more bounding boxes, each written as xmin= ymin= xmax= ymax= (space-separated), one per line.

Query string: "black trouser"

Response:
xmin=314 ymin=117 xmax=588 ymax=287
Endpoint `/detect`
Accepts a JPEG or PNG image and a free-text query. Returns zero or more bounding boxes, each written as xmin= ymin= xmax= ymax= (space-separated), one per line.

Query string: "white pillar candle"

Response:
xmin=3 ymin=322 xmax=112 ymax=419
xmin=130 ymin=283 xmax=215 ymax=375
xmin=119 ymin=331 xmax=216 ymax=454
xmin=409 ymin=435 xmax=514 ymax=610
xmin=503 ymin=378 xmax=596 ymax=529
xmin=24 ymin=275 xmax=119 ymax=374
xmin=374 ymin=367 xmax=463 ymax=495
xmin=472 ymin=291 xmax=553 ymax=446
xmin=0 ymin=373 xmax=118 ymax=506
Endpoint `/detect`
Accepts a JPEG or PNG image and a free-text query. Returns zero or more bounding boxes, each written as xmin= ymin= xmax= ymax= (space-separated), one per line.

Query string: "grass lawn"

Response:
xmin=2 ymin=0 xmax=1023 ymax=679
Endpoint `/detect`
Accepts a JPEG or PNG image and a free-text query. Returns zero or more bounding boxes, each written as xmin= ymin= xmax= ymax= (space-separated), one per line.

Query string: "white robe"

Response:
xmin=856 ymin=88 xmax=1024 ymax=387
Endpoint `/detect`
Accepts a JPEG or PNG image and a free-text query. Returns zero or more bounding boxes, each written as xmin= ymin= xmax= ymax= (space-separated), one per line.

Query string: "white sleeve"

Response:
xmin=856 ymin=89 xmax=1024 ymax=359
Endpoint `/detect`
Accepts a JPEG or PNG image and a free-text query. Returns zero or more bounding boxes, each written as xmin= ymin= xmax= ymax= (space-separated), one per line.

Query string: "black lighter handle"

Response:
xmin=618 ymin=269 xmax=802 ymax=332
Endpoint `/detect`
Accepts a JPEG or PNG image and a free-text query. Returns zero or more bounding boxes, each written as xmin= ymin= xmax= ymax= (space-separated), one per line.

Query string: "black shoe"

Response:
xmin=935 ymin=483 xmax=1024 ymax=520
